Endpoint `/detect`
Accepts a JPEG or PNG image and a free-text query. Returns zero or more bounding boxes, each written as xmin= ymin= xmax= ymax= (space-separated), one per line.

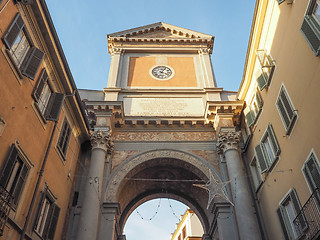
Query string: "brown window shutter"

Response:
xmin=2 ymin=13 xmax=24 ymax=49
xmin=45 ymin=93 xmax=65 ymax=122
xmin=0 ymin=145 xmax=18 ymax=188
xmin=32 ymin=69 xmax=48 ymax=102
xmin=11 ymin=160 xmax=28 ymax=205
xmin=21 ymin=47 xmax=45 ymax=80
xmin=47 ymin=204 xmax=60 ymax=240
xmin=33 ymin=192 xmax=46 ymax=231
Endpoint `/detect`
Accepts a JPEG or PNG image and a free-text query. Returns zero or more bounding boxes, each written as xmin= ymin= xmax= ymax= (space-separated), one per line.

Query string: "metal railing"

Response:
xmin=294 ymin=188 xmax=320 ymax=240
xmin=0 ymin=186 xmax=13 ymax=236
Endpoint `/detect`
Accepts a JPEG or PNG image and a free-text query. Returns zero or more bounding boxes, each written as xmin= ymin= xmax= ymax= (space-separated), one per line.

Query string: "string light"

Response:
xmin=136 ymin=198 xmax=162 ymax=221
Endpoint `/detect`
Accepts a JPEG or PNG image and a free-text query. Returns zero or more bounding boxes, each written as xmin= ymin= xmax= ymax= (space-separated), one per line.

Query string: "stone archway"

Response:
xmin=99 ymin=149 xmax=226 ymax=240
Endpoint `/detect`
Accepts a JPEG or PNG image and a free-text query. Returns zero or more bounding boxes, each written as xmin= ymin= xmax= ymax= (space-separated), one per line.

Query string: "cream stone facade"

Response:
xmin=239 ymin=0 xmax=320 ymax=239
xmin=67 ymin=22 xmax=261 ymax=240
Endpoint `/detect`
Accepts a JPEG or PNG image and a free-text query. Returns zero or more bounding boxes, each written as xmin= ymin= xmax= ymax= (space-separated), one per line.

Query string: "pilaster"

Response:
xmin=98 ymin=202 xmax=121 ymax=240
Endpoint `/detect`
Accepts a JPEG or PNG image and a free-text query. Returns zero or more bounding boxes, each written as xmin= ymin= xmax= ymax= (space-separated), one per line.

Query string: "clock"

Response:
xmin=150 ymin=65 xmax=174 ymax=80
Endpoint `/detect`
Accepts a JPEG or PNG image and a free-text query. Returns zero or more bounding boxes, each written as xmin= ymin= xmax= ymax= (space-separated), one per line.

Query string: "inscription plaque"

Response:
xmin=123 ymin=97 xmax=204 ymax=117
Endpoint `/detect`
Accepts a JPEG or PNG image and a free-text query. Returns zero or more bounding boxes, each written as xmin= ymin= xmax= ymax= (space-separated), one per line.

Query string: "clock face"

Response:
xmin=151 ymin=66 xmax=173 ymax=79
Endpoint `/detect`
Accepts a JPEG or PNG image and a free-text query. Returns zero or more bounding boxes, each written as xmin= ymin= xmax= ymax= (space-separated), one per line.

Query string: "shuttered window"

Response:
xmin=255 ymin=50 xmax=275 ymax=90
xmin=57 ymin=119 xmax=71 ymax=158
xmin=1 ymin=13 xmax=44 ymax=79
xmin=0 ymin=145 xmax=30 ymax=206
xmin=245 ymin=89 xmax=263 ymax=127
xmin=277 ymin=189 xmax=307 ymax=240
xmin=303 ymin=152 xmax=320 ymax=192
xmin=34 ymin=192 xmax=60 ymax=240
xmin=254 ymin=124 xmax=280 ymax=173
xmin=301 ymin=0 xmax=320 ymax=56
xmin=277 ymin=0 xmax=286 ymax=4
xmin=250 ymin=157 xmax=263 ymax=190
xmin=45 ymin=93 xmax=64 ymax=122
xmin=276 ymin=85 xmax=297 ymax=135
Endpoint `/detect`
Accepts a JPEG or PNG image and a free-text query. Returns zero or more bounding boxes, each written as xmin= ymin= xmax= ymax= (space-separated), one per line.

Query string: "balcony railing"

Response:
xmin=294 ymin=188 xmax=320 ymax=240
xmin=0 ymin=186 xmax=13 ymax=236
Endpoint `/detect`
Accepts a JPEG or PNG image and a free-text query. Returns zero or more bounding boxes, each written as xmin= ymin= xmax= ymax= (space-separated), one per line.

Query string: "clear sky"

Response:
xmin=45 ymin=1 xmax=256 ymax=239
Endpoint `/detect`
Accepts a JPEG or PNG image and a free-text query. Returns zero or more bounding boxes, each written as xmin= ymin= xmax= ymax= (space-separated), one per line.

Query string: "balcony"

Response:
xmin=0 ymin=186 xmax=13 ymax=236
xmin=294 ymin=188 xmax=320 ymax=240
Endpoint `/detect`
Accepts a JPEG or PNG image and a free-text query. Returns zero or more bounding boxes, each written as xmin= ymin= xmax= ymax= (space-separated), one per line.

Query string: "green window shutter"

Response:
xmin=45 ymin=93 xmax=65 ymax=122
xmin=257 ymin=73 xmax=267 ymax=91
xmin=46 ymin=204 xmax=60 ymax=240
xmin=267 ymin=124 xmax=281 ymax=156
xmin=277 ymin=207 xmax=290 ymax=240
xmin=0 ymin=145 xmax=18 ymax=188
xmin=2 ymin=13 xmax=24 ymax=49
xmin=21 ymin=47 xmax=45 ymax=80
xmin=305 ymin=154 xmax=320 ymax=191
xmin=256 ymin=91 xmax=263 ymax=109
xmin=289 ymin=189 xmax=308 ymax=232
xmin=32 ymin=69 xmax=48 ymax=102
xmin=255 ymin=144 xmax=268 ymax=173
xmin=245 ymin=110 xmax=255 ymax=127
xmin=301 ymin=15 xmax=320 ymax=56
xmin=277 ymin=97 xmax=290 ymax=129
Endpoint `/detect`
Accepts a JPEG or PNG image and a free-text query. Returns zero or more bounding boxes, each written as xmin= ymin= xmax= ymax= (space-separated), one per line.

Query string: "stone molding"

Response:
xmin=90 ymin=130 xmax=114 ymax=154
xmin=216 ymin=131 xmax=241 ymax=155
xmin=104 ymin=149 xmax=220 ymax=202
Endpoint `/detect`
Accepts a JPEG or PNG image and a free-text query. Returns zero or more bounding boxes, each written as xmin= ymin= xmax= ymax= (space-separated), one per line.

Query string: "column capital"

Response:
xmin=216 ymin=130 xmax=241 ymax=154
xmin=90 ymin=130 xmax=114 ymax=154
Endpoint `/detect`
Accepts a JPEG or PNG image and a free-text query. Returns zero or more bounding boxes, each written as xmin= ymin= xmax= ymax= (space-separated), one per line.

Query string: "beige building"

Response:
xmin=171 ymin=209 xmax=203 ymax=240
xmin=239 ymin=0 xmax=320 ymax=239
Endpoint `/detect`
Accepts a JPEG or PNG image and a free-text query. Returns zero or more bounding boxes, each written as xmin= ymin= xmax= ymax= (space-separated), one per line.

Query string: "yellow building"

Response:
xmin=239 ymin=0 xmax=320 ymax=239
xmin=171 ymin=209 xmax=203 ymax=240
xmin=0 ymin=0 xmax=88 ymax=239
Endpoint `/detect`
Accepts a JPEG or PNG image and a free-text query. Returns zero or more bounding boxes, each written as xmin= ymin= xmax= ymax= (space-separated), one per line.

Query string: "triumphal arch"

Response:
xmin=72 ymin=22 xmax=261 ymax=240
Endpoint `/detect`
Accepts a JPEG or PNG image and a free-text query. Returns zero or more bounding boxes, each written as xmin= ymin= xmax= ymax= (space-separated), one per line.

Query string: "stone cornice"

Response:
xmin=216 ymin=130 xmax=241 ymax=154
xmin=90 ymin=130 xmax=114 ymax=154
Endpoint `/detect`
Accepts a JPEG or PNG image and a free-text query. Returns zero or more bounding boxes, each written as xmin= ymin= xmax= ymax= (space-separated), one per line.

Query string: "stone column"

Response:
xmin=98 ymin=202 xmax=121 ymax=240
xmin=217 ymin=129 xmax=261 ymax=240
xmin=76 ymin=130 xmax=114 ymax=240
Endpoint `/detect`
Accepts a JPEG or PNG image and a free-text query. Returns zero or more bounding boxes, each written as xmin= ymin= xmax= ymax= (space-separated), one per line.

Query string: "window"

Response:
xmin=34 ymin=190 xmax=60 ymax=240
xmin=250 ymin=157 xmax=263 ymax=190
xmin=57 ymin=119 xmax=71 ymax=158
xmin=0 ymin=145 xmax=30 ymax=206
xmin=32 ymin=69 xmax=53 ymax=116
xmin=277 ymin=189 xmax=307 ymax=240
xmin=255 ymin=49 xmax=275 ymax=90
xmin=244 ymin=89 xmax=263 ymax=127
xmin=178 ymin=234 xmax=181 ymax=240
xmin=276 ymin=85 xmax=297 ymax=135
xmin=1 ymin=13 xmax=44 ymax=79
xmin=182 ymin=226 xmax=186 ymax=239
xmin=301 ymin=0 xmax=320 ymax=55
xmin=303 ymin=151 xmax=320 ymax=192
xmin=254 ymin=124 xmax=280 ymax=173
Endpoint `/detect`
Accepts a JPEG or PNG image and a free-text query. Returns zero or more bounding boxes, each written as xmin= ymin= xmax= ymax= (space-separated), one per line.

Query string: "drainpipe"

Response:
xmin=20 ymin=92 xmax=75 ymax=240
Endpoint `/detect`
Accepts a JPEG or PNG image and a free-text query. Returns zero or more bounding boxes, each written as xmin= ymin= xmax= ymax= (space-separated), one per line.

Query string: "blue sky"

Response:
xmin=46 ymin=1 xmax=256 ymax=239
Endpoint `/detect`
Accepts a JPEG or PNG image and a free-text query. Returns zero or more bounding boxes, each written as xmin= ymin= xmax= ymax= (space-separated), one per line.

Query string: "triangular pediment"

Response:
xmin=108 ymin=22 xmax=213 ymax=40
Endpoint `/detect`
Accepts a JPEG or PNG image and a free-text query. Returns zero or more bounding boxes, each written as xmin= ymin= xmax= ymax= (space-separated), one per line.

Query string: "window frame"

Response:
xmin=254 ymin=124 xmax=281 ymax=173
xmin=57 ymin=119 xmax=71 ymax=159
xmin=32 ymin=69 xmax=54 ymax=121
xmin=250 ymin=156 xmax=263 ymax=191
xmin=244 ymin=88 xmax=263 ymax=127
xmin=255 ymin=49 xmax=275 ymax=91
xmin=34 ymin=188 xmax=60 ymax=240
xmin=0 ymin=144 xmax=31 ymax=207
xmin=1 ymin=13 xmax=44 ymax=80
xmin=301 ymin=0 xmax=320 ymax=55
xmin=276 ymin=84 xmax=297 ymax=135
xmin=302 ymin=150 xmax=320 ymax=193
xmin=277 ymin=188 xmax=307 ymax=240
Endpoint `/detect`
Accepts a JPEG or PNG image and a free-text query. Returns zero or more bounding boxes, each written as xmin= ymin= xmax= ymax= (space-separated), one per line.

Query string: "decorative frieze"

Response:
xmin=90 ymin=130 xmax=114 ymax=154
xmin=216 ymin=131 xmax=241 ymax=154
